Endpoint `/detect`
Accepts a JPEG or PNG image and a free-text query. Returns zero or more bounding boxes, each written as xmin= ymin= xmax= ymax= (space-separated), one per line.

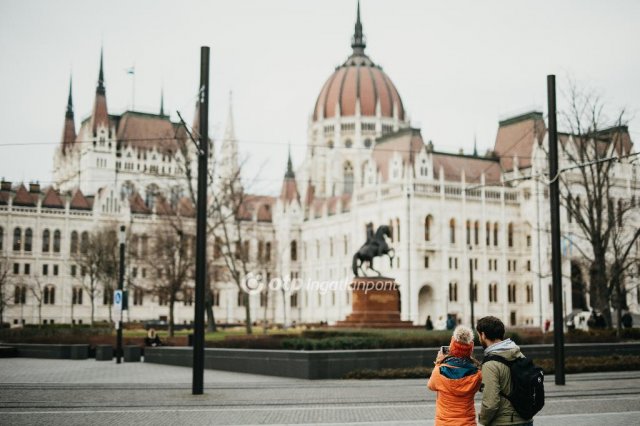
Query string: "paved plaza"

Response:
xmin=1 ymin=358 xmax=639 ymax=425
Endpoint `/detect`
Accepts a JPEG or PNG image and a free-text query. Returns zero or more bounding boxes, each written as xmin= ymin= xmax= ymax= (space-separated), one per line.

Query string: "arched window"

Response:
xmin=14 ymin=285 xmax=27 ymax=304
xmin=489 ymin=283 xmax=498 ymax=303
xmin=364 ymin=138 xmax=372 ymax=148
xmin=424 ymin=215 xmax=433 ymax=241
xmin=449 ymin=219 xmax=456 ymax=244
xmin=343 ymin=161 xmax=354 ymax=194
xmin=24 ymin=228 xmax=33 ymax=252
xmin=70 ymin=231 xmax=78 ymax=254
xmin=42 ymin=229 xmax=51 ymax=253
xmin=0 ymin=226 xmax=3 ymax=251
xmin=344 ymin=139 xmax=353 ymax=148
xmin=291 ymin=240 xmax=297 ymax=261
xmin=13 ymin=227 xmax=22 ymax=251
xmin=508 ymin=283 xmax=517 ymax=303
xmin=141 ymin=234 xmax=148 ymax=257
xmin=493 ymin=222 xmax=499 ymax=247
xmin=617 ymin=199 xmax=624 ymax=227
xmin=72 ymin=287 xmax=83 ymax=305
xmin=257 ymin=240 xmax=264 ymax=261
xmin=80 ymin=231 xmax=89 ymax=254
xmin=508 ymin=223 xmax=514 ymax=247
xmin=466 ymin=220 xmax=471 ymax=245
xmin=449 ymin=282 xmax=458 ymax=302
xmin=486 ymin=222 xmax=491 ymax=246
xmin=327 ymin=140 xmax=334 ymax=149
xmin=474 ymin=221 xmax=479 ymax=245
xmin=265 ymin=242 xmax=271 ymax=262
xmin=472 ymin=283 xmax=478 ymax=302
xmin=43 ymin=285 xmax=55 ymax=305
xmin=53 ymin=230 xmax=61 ymax=253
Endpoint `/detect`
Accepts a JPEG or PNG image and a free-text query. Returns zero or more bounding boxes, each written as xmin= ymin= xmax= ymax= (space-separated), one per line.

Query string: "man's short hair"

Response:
xmin=476 ymin=316 xmax=505 ymax=340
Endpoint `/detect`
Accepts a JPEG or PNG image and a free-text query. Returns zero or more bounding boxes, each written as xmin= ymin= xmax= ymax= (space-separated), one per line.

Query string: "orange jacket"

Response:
xmin=427 ymin=357 xmax=483 ymax=426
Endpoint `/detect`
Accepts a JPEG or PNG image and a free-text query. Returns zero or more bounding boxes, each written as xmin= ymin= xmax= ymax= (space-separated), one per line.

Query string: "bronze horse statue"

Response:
xmin=352 ymin=224 xmax=395 ymax=277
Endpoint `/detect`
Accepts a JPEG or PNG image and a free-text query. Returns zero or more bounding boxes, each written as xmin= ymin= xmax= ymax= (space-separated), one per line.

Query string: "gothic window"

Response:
xmin=343 ymin=161 xmax=354 ymax=194
xmin=42 ymin=229 xmax=50 ymax=253
xmin=474 ymin=221 xmax=479 ymax=245
xmin=508 ymin=223 xmax=514 ymax=247
xmin=449 ymin=219 xmax=456 ymax=244
xmin=486 ymin=222 xmax=491 ymax=246
xmin=344 ymin=139 xmax=353 ymax=148
xmin=0 ymin=226 xmax=3 ymax=251
xmin=24 ymin=228 xmax=32 ymax=252
xmin=14 ymin=285 xmax=27 ymax=304
xmin=327 ymin=140 xmax=334 ymax=149
xmin=466 ymin=220 xmax=471 ymax=245
xmin=145 ymin=184 xmax=159 ymax=209
xmin=43 ymin=285 xmax=55 ymax=305
xmin=364 ymin=138 xmax=372 ymax=148
xmin=141 ymin=235 xmax=148 ymax=257
xmin=493 ymin=222 xmax=499 ymax=247
xmin=70 ymin=231 xmax=78 ymax=254
xmin=449 ymin=282 xmax=458 ymax=302
xmin=72 ymin=287 xmax=83 ymax=305
xmin=237 ymin=291 xmax=246 ymax=307
xmin=395 ymin=218 xmax=401 ymax=243
xmin=290 ymin=240 xmax=298 ymax=261
xmin=290 ymin=292 xmax=298 ymax=308
xmin=212 ymin=290 xmax=220 ymax=307
xmin=183 ymin=288 xmax=194 ymax=306
xmin=53 ymin=230 xmax=61 ymax=253
xmin=424 ymin=215 xmax=433 ymax=241
xmin=103 ymin=289 xmax=114 ymax=305
xmin=265 ymin=242 xmax=271 ymax=262
xmin=80 ymin=231 xmax=89 ymax=254
xmin=257 ymin=241 xmax=264 ymax=261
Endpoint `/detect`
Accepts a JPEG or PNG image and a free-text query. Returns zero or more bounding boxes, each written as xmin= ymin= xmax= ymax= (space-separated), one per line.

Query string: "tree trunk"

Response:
xmin=38 ymin=304 xmax=42 ymax=328
xmin=589 ymin=257 xmax=611 ymax=327
xmin=168 ymin=298 xmax=175 ymax=337
xmin=90 ymin=292 xmax=95 ymax=326
xmin=205 ymin=289 xmax=216 ymax=332
xmin=244 ymin=293 xmax=252 ymax=334
xmin=263 ymin=291 xmax=268 ymax=335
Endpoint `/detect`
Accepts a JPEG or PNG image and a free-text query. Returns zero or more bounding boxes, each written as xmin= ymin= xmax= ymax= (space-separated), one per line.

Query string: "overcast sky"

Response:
xmin=1 ymin=0 xmax=638 ymax=195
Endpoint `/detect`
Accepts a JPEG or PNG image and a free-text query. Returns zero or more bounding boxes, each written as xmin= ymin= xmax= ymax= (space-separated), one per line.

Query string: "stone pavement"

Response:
xmin=1 ymin=358 xmax=639 ymax=425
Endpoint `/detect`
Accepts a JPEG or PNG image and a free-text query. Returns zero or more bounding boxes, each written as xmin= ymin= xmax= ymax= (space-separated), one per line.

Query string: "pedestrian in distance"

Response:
xmin=427 ymin=325 xmax=483 ymax=426
xmin=425 ymin=315 xmax=434 ymax=331
xmin=477 ymin=316 xmax=544 ymax=426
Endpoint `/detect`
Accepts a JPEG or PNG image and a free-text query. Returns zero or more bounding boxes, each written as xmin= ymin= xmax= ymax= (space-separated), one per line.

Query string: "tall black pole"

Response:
xmin=469 ymin=254 xmax=475 ymax=330
xmin=547 ymin=75 xmax=565 ymax=385
xmin=192 ymin=46 xmax=209 ymax=395
xmin=116 ymin=225 xmax=125 ymax=364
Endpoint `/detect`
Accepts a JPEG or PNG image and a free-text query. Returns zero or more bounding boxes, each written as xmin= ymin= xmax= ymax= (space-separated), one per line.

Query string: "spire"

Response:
xmin=473 ymin=134 xmax=478 ymax=156
xmin=219 ymin=92 xmax=239 ymax=184
xmin=97 ymin=46 xmax=105 ymax=94
xmin=280 ymin=148 xmax=299 ymax=205
xmin=351 ymin=0 xmax=366 ymax=55
xmin=285 ymin=145 xmax=294 ymax=178
xmin=61 ymin=74 xmax=77 ymax=152
xmin=160 ymin=88 xmax=165 ymax=116
xmin=66 ymin=74 xmax=74 ymax=118
xmin=92 ymin=48 xmax=109 ymax=134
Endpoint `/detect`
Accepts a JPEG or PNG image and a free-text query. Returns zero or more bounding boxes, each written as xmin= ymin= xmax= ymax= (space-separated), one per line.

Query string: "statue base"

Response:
xmin=336 ymin=277 xmax=414 ymax=328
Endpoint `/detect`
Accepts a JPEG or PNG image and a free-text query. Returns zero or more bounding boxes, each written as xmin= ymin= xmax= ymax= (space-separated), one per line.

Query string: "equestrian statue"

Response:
xmin=352 ymin=223 xmax=395 ymax=277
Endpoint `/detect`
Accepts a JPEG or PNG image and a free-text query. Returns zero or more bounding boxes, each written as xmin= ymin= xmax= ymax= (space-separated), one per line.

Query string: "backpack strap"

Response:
xmin=482 ymin=354 xmax=515 ymax=401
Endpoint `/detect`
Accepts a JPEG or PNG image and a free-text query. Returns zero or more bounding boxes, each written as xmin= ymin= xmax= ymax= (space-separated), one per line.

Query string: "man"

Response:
xmin=477 ymin=316 xmax=532 ymax=426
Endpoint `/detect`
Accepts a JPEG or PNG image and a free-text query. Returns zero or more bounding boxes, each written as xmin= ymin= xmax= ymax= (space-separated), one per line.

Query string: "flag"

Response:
xmin=126 ymin=66 xmax=135 ymax=75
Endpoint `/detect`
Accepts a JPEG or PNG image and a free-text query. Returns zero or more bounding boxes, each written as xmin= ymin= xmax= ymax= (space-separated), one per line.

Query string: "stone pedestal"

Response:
xmin=336 ymin=277 xmax=413 ymax=328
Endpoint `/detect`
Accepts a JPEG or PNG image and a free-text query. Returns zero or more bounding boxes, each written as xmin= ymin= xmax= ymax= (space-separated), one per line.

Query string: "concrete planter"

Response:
xmin=95 ymin=345 xmax=113 ymax=361
xmin=123 ymin=345 xmax=142 ymax=362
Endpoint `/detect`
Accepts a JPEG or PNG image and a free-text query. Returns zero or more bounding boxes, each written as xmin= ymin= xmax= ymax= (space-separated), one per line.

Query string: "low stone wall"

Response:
xmin=144 ymin=342 xmax=640 ymax=380
xmin=4 ymin=343 xmax=91 ymax=359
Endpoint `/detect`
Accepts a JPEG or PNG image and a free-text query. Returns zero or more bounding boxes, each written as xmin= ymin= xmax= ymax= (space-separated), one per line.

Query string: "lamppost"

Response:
xmin=468 ymin=244 xmax=475 ymax=330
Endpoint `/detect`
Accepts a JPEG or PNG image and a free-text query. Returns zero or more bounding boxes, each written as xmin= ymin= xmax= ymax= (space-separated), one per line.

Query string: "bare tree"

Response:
xmin=72 ymin=227 xmax=118 ymax=325
xmin=0 ymin=256 xmax=13 ymax=326
xmin=28 ymin=274 xmax=45 ymax=327
xmin=142 ymin=217 xmax=195 ymax=337
xmin=210 ymin=169 xmax=256 ymax=334
xmin=559 ymin=82 xmax=640 ymax=327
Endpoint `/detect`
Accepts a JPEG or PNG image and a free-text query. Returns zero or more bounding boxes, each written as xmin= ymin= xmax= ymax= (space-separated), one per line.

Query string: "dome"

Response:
xmin=312 ymin=3 xmax=404 ymax=122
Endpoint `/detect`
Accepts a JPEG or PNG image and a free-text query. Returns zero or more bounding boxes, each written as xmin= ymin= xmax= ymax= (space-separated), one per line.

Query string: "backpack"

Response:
xmin=483 ymin=355 xmax=545 ymax=420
